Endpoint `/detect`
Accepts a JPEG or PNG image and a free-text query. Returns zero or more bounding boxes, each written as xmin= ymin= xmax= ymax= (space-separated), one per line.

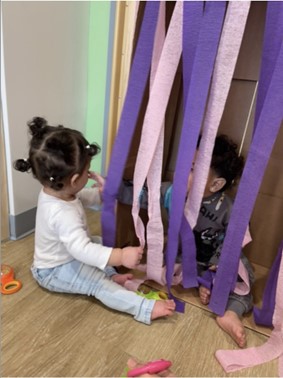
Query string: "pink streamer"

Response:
xmin=216 ymin=249 xmax=283 ymax=376
xmin=233 ymin=227 xmax=252 ymax=295
xmin=145 ymin=1 xmax=166 ymax=284
xmin=131 ymin=2 xmax=183 ymax=285
xmin=185 ymin=1 xmax=251 ymax=229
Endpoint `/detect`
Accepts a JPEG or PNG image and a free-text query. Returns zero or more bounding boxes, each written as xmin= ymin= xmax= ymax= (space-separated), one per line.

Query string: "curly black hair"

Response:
xmin=211 ymin=135 xmax=244 ymax=191
xmin=14 ymin=117 xmax=100 ymax=191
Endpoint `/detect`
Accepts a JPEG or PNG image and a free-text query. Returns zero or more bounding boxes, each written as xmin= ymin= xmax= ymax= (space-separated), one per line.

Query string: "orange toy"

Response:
xmin=1 ymin=264 xmax=22 ymax=294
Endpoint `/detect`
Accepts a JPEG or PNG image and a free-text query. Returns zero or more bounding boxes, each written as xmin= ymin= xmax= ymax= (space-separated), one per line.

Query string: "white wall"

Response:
xmin=1 ymin=1 xmax=90 ymax=216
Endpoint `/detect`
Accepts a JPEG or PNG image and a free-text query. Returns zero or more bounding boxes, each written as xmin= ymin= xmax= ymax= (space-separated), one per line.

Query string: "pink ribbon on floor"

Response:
xmin=215 ymin=248 xmax=283 ymax=376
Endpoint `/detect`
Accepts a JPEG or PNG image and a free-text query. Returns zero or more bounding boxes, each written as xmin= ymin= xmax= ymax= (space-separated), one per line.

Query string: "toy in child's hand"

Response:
xmin=1 ymin=264 xmax=22 ymax=294
xmin=127 ymin=359 xmax=172 ymax=377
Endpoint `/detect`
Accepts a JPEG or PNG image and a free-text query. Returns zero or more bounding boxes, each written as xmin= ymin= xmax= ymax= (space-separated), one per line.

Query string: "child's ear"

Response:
xmin=70 ymin=173 xmax=80 ymax=188
xmin=210 ymin=177 xmax=226 ymax=193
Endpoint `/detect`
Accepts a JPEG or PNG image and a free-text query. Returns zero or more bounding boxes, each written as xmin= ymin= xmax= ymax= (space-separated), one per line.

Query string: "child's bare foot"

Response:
xmin=112 ymin=273 xmax=134 ymax=286
xmin=151 ymin=299 xmax=176 ymax=320
xmin=216 ymin=310 xmax=246 ymax=348
xmin=199 ymin=285 xmax=211 ymax=305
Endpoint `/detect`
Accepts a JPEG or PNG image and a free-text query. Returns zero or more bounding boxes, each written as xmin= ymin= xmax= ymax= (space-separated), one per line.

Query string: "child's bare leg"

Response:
xmin=151 ymin=299 xmax=176 ymax=320
xmin=216 ymin=310 xmax=246 ymax=348
xmin=112 ymin=273 xmax=134 ymax=286
xmin=199 ymin=285 xmax=211 ymax=305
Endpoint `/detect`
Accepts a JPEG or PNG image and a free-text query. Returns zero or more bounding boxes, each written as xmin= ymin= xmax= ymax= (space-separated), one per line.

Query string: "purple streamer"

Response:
xmin=180 ymin=2 xmax=204 ymax=289
xmin=101 ymin=2 xmax=160 ymax=247
xmin=182 ymin=1 xmax=203 ymax=107
xmin=165 ymin=2 xmax=226 ymax=290
xmin=209 ymin=41 xmax=283 ymax=316
xmin=254 ymin=2 xmax=283 ymax=132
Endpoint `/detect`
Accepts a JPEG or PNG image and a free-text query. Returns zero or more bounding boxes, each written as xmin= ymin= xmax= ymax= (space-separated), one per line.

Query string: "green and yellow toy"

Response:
xmin=136 ymin=284 xmax=168 ymax=301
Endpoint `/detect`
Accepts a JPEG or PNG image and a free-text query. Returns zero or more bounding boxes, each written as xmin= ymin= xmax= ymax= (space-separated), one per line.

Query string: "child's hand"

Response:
xmin=88 ymin=171 xmax=105 ymax=195
xmin=121 ymin=246 xmax=144 ymax=269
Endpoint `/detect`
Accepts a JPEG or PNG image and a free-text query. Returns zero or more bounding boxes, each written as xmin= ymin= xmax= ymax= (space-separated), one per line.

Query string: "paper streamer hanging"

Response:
xmin=142 ymin=1 xmax=166 ymax=284
xmin=254 ymin=2 xmax=283 ymax=133
xmin=123 ymin=2 xmax=167 ymax=292
xmin=101 ymin=2 xmax=160 ymax=247
xmin=215 ymin=245 xmax=283 ymax=377
xmin=182 ymin=1 xmax=203 ymax=107
xmin=166 ymin=2 xmax=226 ymax=290
xmin=131 ymin=1 xmax=183 ymax=286
xmin=177 ymin=2 xmax=203 ymax=290
xmin=209 ymin=38 xmax=283 ymax=316
xmin=185 ymin=1 xmax=251 ymax=229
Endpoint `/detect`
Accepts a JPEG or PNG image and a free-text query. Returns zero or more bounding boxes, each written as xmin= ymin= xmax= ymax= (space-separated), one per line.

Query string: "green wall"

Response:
xmin=85 ymin=1 xmax=115 ymax=177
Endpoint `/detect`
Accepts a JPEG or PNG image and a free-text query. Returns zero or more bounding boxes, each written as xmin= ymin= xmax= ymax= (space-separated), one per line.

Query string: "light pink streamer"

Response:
xmin=131 ymin=2 xmax=183 ymax=284
xmin=185 ymin=2 xmax=251 ymax=229
xmin=145 ymin=1 xmax=166 ymax=283
xmin=233 ymin=227 xmax=252 ymax=295
xmin=216 ymin=249 xmax=283 ymax=376
xmin=123 ymin=2 xmax=166 ymax=292
xmin=124 ymin=2 xmax=166 ymax=290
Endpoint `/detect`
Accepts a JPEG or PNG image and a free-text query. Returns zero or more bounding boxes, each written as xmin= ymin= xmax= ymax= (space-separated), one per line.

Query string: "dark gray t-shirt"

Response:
xmin=193 ymin=191 xmax=233 ymax=267
xmin=118 ymin=181 xmax=234 ymax=267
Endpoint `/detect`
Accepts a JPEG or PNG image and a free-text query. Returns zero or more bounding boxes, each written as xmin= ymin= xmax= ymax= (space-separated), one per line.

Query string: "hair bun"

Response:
xmin=86 ymin=142 xmax=101 ymax=157
xmin=13 ymin=159 xmax=31 ymax=173
xmin=28 ymin=116 xmax=48 ymax=137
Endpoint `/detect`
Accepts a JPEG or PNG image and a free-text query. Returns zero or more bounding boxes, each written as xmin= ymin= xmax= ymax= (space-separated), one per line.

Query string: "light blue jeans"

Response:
xmin=31 ymin=260 xmax=155 ymax=325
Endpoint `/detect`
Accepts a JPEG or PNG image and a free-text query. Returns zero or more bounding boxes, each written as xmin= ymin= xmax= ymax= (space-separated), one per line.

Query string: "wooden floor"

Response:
xmin=1 ymin=210 xmax=278 ymax=377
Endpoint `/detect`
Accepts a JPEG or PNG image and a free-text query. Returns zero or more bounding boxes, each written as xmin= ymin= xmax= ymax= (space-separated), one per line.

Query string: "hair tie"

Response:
xmin=50 ymin=176 xmax=55 ymax=182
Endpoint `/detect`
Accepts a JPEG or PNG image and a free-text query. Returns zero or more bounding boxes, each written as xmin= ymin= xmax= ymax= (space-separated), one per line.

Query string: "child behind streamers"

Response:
xmin=14 ymin=117 xmax=175 ymax=325
xmin=118 ymin=135 xmax=254 ymax=347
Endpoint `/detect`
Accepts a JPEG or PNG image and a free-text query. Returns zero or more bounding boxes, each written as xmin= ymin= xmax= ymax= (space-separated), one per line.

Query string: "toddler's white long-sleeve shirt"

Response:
xmin=33 ymin=188 xmax=112 ymax=270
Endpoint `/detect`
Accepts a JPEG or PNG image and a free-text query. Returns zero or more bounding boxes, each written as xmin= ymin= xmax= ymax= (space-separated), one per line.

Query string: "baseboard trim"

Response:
xmin=9 ymin=207 xmax=36 ymax=240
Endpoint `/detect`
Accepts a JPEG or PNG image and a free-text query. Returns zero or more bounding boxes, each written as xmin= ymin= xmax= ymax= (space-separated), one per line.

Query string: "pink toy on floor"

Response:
xmin=127 ymin=359 xmax=172 ymax=377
